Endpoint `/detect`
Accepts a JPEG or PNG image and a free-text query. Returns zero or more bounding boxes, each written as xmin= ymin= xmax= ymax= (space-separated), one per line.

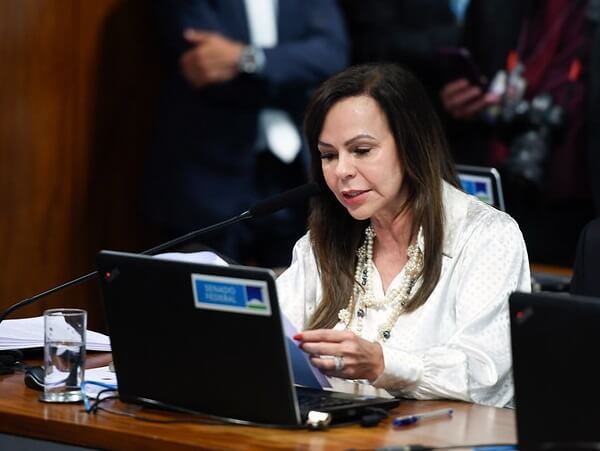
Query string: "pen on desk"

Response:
xmin=392 ymin=408 xmax=453 ymax=426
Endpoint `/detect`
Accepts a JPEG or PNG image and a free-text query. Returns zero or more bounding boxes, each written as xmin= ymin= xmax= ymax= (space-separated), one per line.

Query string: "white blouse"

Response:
xmin=276 ymin=182 xmax=531 ymax=407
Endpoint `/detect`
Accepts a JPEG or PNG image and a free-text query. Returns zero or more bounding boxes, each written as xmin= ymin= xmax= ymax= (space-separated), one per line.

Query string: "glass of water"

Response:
xmin=40 ymin=308 xmax=87 ymax=403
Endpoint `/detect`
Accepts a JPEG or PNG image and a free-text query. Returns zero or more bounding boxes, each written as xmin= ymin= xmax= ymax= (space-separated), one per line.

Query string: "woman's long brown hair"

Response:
xmin=303 ymin=64 xmax=459 ymax=330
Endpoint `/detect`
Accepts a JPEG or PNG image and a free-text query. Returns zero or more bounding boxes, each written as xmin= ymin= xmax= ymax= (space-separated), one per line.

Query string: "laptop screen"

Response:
xmin=457 ymin=164 xmax=505 ymax=211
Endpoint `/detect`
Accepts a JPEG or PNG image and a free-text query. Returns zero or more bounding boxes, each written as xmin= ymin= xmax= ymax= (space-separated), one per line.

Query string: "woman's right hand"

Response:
xmin=440 ymin=78 xmax=500 ymax=120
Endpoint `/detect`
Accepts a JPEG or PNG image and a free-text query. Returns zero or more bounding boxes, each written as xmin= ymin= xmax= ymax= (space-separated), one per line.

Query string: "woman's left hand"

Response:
xmin=295 ymin=329 xmax=385 ymax=381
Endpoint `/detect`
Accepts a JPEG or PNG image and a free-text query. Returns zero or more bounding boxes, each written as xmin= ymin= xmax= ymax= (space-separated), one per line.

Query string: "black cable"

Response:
xmin=91 ymin=395 xmax=120 ymax=414
xmin=88 ymin=389 xmax=119 ymax=414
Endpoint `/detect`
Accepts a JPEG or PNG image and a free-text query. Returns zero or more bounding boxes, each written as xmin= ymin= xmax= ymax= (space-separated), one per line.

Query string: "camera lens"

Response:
xmin=505 ymin=130 xmax=548 ymax=187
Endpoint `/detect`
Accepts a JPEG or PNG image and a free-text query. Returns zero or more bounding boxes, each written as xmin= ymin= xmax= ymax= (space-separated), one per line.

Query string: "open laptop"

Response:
xmin=96 ymin=250 xmax=399 ymax=426
xmin=510 ymin=291 xmax=600 ymax=450
xmin=457 ymin=164 xmax=505 ymax=211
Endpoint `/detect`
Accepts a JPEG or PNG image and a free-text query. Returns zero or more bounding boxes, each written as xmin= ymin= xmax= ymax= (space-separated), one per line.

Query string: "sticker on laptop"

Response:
xmin=191 ymin=274 xmax=271 ymax=316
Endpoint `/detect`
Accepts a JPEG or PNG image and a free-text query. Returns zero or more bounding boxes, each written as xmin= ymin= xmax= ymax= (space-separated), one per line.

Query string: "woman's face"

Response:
xmin=318 ymin=95 xmax=407 ymax=222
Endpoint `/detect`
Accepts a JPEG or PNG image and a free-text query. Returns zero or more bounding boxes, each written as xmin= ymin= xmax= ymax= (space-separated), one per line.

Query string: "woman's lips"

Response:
xmin=341 ymin=189 xmax=370 ymax=206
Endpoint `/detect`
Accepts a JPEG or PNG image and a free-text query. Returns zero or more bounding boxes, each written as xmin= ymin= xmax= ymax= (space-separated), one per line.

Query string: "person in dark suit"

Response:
xmin=143 ymin=1 xmax=348 ymax=266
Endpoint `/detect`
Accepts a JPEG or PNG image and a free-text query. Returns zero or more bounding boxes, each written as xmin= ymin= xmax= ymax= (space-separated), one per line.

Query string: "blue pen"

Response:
xmin=392 ymin=408 xmax=454 ymax=426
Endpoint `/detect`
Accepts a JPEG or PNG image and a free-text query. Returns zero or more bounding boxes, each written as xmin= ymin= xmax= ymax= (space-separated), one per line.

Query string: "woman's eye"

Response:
xmin=319 ymin=152 xmax=336 ymax=160
xmin=354 ymin=147 xmax=371 ymax=155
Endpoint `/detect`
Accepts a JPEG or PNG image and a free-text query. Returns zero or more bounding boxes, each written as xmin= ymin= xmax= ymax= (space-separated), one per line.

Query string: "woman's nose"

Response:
xmin=335 ymin=153 xmax=355 ymax=179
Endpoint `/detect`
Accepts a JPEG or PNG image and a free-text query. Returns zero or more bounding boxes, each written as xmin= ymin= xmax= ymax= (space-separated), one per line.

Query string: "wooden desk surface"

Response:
xmin=530 ymin=263 xmax=573 ymax=278
xmin=0 ymin=354 xmax=516 ymax=450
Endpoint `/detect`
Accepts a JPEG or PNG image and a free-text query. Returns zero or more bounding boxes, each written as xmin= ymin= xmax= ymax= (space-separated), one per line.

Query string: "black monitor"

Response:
xmin=510 ymin=291 xmax=600 ymax=450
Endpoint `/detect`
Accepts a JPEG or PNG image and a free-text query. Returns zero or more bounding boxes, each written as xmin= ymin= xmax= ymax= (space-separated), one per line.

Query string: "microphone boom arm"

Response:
xmin=0 ymin=211 xmax=252 ymax=325
xmin=0 ymin=182 xmax=318 ymax=325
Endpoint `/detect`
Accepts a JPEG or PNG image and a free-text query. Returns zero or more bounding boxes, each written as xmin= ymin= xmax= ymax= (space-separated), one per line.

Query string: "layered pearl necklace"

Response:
xmin=337 ymin=225 xmax=423 ymax=342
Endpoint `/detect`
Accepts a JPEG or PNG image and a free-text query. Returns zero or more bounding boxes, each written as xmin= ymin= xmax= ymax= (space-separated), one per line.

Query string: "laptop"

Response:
xmin=510 ymin=291 xmax=600 ymax=450
xmin=96 ymin=250 xmax=399 ymax=426
xmin=457 ymin=164 xmax=505 ymax=211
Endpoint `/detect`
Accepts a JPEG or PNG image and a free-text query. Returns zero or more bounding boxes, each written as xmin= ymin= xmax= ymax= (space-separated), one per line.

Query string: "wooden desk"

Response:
xmin=0 ymin=354 xmax=516 ymax=450
xmin=530 ymin=263 xmax=572 ymax=278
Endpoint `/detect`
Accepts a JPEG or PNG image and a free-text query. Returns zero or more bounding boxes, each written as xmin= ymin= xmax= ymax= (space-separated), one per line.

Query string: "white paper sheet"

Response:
xmin=281 ymin=314 xmax=331 ymax=389
xmin=83 ymin=365 xmax=118 ymax=399
xmin=0 ymin=316 xmax=111 ymax=351
xmin=153 ymin=251 xmax=229 ymax=266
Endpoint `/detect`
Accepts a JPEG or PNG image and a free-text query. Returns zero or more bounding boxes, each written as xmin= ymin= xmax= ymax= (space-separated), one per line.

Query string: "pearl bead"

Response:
xmin=337 ymin=224 xmax=424 ymax=342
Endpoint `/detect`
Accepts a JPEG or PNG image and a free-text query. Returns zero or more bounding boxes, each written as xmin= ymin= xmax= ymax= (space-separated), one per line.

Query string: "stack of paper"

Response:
xmin=0 ymin=316 xmax=111 ymax=351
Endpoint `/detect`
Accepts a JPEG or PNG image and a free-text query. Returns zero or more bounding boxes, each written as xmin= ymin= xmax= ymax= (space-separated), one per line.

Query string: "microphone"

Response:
xmin=0 ymin=183 xmax=319 ymax=325
xmin=247 ymin=182 xmax=319 ymax=218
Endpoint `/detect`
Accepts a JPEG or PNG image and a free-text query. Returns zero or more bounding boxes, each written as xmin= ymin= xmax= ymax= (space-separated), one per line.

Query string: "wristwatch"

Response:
xmin=238 ymin=45 xmax=265 ymax=75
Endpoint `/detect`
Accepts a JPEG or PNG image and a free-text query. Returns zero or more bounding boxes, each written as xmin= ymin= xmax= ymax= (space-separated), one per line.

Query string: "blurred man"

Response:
xmin=143 ymin=1 xmax=348 ymax=266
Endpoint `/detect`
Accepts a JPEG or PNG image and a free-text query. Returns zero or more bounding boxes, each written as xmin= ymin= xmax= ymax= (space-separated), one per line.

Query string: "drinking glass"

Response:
xmin=40 ymin=308 xmax=86 ymax=403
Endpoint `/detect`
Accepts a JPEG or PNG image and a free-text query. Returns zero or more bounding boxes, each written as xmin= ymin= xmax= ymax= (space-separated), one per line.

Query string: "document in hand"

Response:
xmin=281 ymin=314 xmax=330 ymax=389
xmin=0 ymin=316 xmax=111 ymax=351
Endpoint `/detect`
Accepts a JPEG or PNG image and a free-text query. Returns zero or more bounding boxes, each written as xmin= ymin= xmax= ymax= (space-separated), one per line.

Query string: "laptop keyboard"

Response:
xmin=295 ymin=386 xmax=400 ymax=424
xmin=296 ymin=388 xmax=359 ymax=412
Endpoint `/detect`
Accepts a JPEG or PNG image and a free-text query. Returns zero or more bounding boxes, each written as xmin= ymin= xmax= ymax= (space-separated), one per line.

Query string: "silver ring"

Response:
xmin=333 ymin=355 xmax=345 ymax=372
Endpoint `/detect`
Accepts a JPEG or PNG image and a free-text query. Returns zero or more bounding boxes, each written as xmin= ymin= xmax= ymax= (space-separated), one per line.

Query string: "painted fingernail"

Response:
xmin=293 ymin=333 xmax=303 ymax=341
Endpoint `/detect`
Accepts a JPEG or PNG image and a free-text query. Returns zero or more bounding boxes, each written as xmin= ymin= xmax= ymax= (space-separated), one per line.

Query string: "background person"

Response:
xmin=142 ymin=0 xmax=348 ymax=267
xmin=277 ymin=64 xmax=530 ymax=407
xmin=440 ymin=0 xmax=594 ymax=266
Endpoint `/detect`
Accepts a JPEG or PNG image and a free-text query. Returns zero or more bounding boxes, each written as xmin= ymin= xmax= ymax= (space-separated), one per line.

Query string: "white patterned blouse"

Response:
xmin=276 ymin=181 xmax=531 ymax=407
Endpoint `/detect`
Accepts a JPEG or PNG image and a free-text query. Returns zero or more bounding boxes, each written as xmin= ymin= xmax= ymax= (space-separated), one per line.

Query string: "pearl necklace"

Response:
xmin=337 ymin=225 xmax=423 ymax=342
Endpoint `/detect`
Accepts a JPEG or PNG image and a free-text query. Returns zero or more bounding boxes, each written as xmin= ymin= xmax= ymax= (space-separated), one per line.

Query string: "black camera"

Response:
xmin=500 ymin=93 xmax=565 ymax=188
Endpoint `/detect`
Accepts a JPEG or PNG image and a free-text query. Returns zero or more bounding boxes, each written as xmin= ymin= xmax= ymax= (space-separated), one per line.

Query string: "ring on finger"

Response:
xmin=333 ymin=355 xmax=345 ymax=372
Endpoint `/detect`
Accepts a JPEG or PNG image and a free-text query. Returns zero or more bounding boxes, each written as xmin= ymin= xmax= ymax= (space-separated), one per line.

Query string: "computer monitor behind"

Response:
xmin=457 ymin=164 xmax=505 ymax=211
xmin=510 ymin=291 xmax=600 ymax=450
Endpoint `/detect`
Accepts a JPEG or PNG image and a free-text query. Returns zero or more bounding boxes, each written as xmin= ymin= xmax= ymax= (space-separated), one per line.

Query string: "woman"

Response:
xmin=276 ymin=64 xmax=531 ymax=407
